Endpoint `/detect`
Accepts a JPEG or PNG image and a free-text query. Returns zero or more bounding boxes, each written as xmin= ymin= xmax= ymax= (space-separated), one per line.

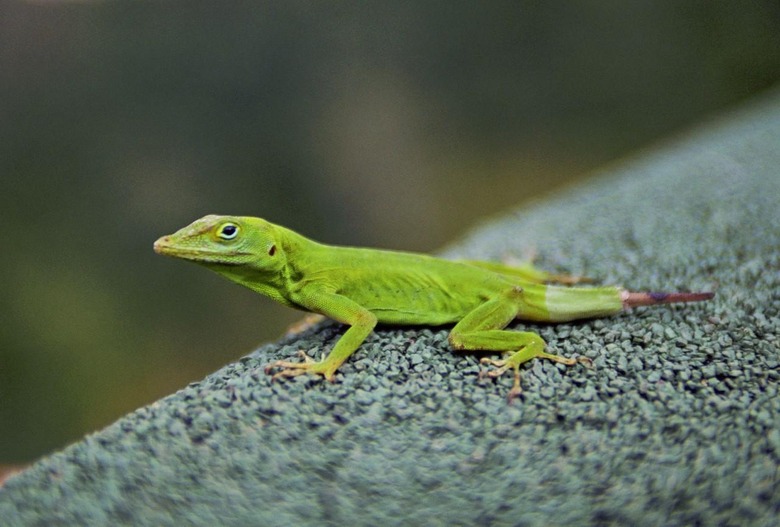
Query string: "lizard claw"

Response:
xmin=576 ymin=356 xmax=593 ymax=368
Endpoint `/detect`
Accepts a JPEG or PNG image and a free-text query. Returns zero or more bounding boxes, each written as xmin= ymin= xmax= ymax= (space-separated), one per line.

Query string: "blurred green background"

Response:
xmin=1 ymin=1 xmax=778 ymax=462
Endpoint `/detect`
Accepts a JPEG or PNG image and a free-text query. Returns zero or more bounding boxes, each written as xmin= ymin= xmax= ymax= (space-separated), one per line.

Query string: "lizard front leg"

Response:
xmin=448 ymin=286 xmax=585 ymax=401
xmin=265 ymin=290 xmax=377 ymax=382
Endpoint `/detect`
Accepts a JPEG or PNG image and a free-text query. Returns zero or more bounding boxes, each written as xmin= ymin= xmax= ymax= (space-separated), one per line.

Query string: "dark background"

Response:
xmin=1 ymin=1 xmax=778 ymax=462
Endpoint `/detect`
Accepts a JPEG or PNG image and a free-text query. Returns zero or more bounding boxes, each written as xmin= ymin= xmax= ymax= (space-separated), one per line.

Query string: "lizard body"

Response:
xmin=155 ymin=214 xmax=713 ymax=400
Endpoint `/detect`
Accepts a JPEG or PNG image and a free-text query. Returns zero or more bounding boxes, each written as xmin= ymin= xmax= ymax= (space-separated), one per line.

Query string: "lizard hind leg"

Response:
xmin=448 ymin=287 xmax=584 ymax=402
xmin=461 ymin=257 xmax=594 ymax=285
xmin=501 ymin=256 xmax=596 ymax=285
xmin=478 ymin=333 xmax=579 ymax=402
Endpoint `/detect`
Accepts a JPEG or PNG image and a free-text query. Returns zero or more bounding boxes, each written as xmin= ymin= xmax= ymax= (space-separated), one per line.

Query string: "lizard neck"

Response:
xmin=232 ymin=224 xmax=321 ymax=308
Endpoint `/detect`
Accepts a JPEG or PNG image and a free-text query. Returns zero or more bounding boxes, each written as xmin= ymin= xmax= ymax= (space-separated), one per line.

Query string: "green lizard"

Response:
xmin=154 ymin=214 xmax=713 ymax=400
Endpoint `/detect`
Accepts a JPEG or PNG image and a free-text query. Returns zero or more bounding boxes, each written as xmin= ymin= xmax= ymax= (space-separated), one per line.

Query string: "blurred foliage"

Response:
xmin=1 ymin=1 xmax=778 ymax=462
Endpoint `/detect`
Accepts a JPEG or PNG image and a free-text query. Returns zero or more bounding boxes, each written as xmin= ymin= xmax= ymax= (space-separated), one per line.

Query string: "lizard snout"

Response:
xmin=153 ymin=236 xmax=172 ymax=254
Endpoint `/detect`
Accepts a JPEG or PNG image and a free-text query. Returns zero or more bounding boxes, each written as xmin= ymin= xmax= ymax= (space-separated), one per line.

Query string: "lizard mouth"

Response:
xmin=153 ymin=237 xmax=251 ymax=264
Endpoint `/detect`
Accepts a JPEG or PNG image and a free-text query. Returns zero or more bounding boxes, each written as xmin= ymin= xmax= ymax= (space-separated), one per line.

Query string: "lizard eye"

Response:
xmin=217 ymin=223 xmax=239 ymax=240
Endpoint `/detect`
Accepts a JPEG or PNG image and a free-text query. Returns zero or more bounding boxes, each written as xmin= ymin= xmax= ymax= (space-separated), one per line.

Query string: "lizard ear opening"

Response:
xmin=268 ymin=244 xmax=277 ymax=257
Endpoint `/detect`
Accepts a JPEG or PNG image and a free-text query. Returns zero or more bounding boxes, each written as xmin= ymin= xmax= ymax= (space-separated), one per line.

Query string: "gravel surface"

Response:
xmin=1 ymin=91 xmax=778 ymax=526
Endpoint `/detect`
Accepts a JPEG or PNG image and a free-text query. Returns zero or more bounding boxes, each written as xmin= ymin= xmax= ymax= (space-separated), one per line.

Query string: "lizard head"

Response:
xmin=154 ymin=214 xmax=285 ymax=274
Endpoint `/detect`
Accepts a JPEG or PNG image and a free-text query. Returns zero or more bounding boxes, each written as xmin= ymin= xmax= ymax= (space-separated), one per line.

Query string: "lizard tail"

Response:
xmin=524 ymin=285 xmax=714 ymax=323
xmin=621 ymin=290 xmax=714 ymax=308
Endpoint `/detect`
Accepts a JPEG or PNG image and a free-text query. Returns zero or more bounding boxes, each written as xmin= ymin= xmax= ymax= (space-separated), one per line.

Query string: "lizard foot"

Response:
xmin=479 ymin=353 xmax=591 ymax=403
xmin=264 ymin=351 xmax=335 ymax=382
xmin=479 ymin=357 xmax=524 ymax=402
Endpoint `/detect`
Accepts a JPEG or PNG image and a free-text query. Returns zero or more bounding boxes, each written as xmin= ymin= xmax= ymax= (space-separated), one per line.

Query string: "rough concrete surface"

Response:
xmin=1 ymin=90 xmax=779 ymax=526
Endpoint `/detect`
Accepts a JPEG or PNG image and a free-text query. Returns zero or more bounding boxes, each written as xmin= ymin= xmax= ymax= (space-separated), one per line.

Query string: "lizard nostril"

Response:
xmin=153 ymin=236 xmax=170 ymax=253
